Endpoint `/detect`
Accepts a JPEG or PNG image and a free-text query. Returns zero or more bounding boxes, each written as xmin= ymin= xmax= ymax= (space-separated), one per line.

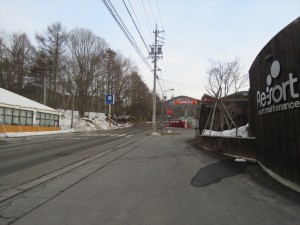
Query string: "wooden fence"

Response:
xmin=195 ymin=135 xmax=256 ymax=160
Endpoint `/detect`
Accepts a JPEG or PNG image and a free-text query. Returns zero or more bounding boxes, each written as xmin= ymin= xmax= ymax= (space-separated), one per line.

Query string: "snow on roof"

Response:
xmin=0 ymin=88 xmax=59 ymax=114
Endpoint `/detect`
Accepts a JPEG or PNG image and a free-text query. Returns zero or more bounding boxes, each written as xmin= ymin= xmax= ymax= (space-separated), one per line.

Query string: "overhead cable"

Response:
xmin=155 ymin=0 xmax=165 ymax=31
xmin=147 ymin=0 xmax=157 ymax=27
xmin=127 ymin=0 xmax=149 ymax=45
xmin=102 ymin=0 xmax=152 ymax=71
xmin=122 ymin=0 xmax=149 ymax=52
xmin=141 ymin=0 xmax=154 ymax=31
xmin=106 ymin=0 xmax=148 ymax=65
xmin=159 ymin=78 xmax=206 ymax=90
xmin=157 ymin=75 xmax=164 ymax=96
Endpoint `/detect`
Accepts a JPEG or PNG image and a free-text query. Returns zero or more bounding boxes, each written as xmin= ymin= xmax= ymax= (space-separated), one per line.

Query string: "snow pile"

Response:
xmin=60 ymin=117 xmax=73 ymax=131
xmin=0 ymin=130 xmax=72 ymax=138
xmin=202 ymin=124 xmax=249 ymax=137
xmin=58 ymin=109 xmax=105 ymax=120
xmin=151 ymin=131 xmax=161 ymax=136
xmin=235 ymin=158 xmax=247 ymax=162
xmin=60 ymin=110 xmax=132 ymax=132
xmin=93 ymin=117 xmax=111 ymax=130
xmin=74 ymin=119 xmax=97 ymax=132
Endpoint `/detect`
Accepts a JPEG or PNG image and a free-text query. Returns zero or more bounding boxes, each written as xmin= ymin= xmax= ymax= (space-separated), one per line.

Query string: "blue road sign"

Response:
xmin=105 ymin=94 xmax=114 ymax=105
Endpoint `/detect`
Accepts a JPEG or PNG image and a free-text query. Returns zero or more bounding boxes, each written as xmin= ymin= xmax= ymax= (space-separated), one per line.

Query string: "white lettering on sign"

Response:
xmin=175 ymin=99 xmax=197 ymax=105
xmin=256 ymin=60 xmax=299 ymax=115
xmin=181 ymin=100 xmax=193 ymax=104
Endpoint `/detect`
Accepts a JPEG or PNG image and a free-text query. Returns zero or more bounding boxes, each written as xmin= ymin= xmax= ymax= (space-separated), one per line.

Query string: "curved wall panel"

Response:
xmin=249 ymin=17 xmax=300 ymax=184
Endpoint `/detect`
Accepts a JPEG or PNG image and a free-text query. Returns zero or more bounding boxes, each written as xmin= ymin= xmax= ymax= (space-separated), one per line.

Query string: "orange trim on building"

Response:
xmin=0 ymin=125 xmax=61 ymax=133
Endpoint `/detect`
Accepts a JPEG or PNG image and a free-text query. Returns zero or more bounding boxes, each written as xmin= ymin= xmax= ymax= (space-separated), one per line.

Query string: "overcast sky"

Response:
xmin=0 ymin=0 xmax=299 ymax=100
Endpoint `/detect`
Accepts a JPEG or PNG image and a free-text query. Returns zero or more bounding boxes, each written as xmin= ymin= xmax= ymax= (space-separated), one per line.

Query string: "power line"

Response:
xmin=164 ymin=71 xmax=206 ymax=81
xmin=106 ymin=0 xmax=145 ymax=58
xmin=155 ymin=38 xmax=169 ymax=93
xmin=155 ymin=0 xmax=164 ymax=31
xmin=147 ymin=0 xmax=157 ymax=27
xmin=102 ymin=0 xmax=152 ymax=71
xmin=153 ymin=0 xmax=168 ymax=92
xmin=127 ymin=0 xmax=149 ymax=46
xmin=157 ymin=71 xmax=167 ymax=93
xmin=122 ymin=0 xmax=149 ymax=52
xmin=159 ymin=78 xmax=207 ymax=91
xmin=141 ymin=0 xmax=154 ymax=31
xmin=157 ymin=76 xmax=164 ymax=96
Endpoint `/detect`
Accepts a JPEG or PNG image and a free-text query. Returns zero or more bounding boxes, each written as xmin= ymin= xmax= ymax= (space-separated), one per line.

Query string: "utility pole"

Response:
xmin=71 ymin=94 xmax=74 ymax=129
xmin=149 ymin=25 xmax=164 ymax=133
xmin=43 ymin=74 xmax=46 ymax=105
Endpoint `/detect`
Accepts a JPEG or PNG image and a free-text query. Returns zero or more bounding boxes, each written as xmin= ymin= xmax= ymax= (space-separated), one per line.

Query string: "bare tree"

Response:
xmin=0 ymin=32 xmax=9 ymax=88
xmin=205 ymin=57 xmax=248 ymax=131
xmin=125 ymin=71 xmax=152 ymax=119
xmin=206 ymin=57 xmax=247 ymax=98
xmin=36 ymin=22 xmax=68 ymax=108
xmin=0 ymin=24 xmax=153 ymax=120
xmin=112 ymin=55 xmax=135 ymax=115
xmin=66 ymin=28 xmax=107 ymax=117
xmin=100 ymin=49 xmax=138 ymax=116
xmin=0 ymin=32 xmax=35 ymax=94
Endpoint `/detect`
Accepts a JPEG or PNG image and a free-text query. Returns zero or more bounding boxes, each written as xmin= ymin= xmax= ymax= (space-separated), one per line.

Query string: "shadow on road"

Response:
xmin=191 ymin=159 xmax=254 ymax=187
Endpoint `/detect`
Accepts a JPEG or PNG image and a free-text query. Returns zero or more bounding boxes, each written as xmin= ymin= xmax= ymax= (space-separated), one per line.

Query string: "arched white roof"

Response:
xmin=0 ymin=88 xmax=59 ymax=114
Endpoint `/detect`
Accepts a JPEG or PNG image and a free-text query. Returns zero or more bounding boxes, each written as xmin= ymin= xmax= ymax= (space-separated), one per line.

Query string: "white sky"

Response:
xmin=0 ymin=0 xmax=299 ymax=100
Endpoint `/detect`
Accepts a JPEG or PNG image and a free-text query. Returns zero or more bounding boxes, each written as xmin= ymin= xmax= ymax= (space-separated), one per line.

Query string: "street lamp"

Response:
xmin=161 ymin=88 xmax=174 ymax=133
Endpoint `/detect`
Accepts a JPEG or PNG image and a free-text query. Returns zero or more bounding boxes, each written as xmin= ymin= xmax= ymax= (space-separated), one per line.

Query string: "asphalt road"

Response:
xmin=0 ymin=124 xmax=152 ymax=192
xmin=1 ymin=127 xmax=300 ymax=225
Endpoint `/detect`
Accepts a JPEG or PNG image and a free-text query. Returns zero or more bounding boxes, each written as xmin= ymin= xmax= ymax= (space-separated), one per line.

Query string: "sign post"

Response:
xmin=105 ymin=94 xmax=115 ymax=127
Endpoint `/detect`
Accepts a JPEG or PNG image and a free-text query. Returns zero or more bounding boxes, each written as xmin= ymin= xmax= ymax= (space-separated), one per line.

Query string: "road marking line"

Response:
xmin=99 ymin=133 xmax=111 ymax=136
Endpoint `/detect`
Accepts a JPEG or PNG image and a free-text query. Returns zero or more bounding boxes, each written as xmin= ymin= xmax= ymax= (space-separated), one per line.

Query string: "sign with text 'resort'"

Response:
xmin=256 ymin=60 xmax=300 ymax=116
xmin=105 ymin=94 xmax=115 ymax=105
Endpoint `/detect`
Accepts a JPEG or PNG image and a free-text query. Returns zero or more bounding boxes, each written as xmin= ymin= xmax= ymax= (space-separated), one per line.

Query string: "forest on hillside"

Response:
xmin=0 ymin=22 xmax=159 ymax=119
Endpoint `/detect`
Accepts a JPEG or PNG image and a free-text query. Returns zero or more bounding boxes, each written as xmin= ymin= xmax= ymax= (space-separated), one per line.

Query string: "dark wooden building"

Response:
xmin=248 ymin=17 xmax=300 ymax=186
